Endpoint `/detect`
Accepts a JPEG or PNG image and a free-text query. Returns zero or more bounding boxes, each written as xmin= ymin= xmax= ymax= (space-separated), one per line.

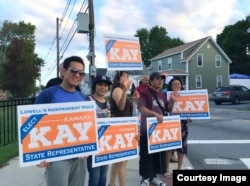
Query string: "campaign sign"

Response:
xmin=17 ymin=101 xmax=98 ymax=167
xmin=92 ymin=117 xmax=139 ymax=167
xmin=147 ymin=116 xmax=182 ymax=154
xmin=103 ymin=33 xmax=143 ymax=70
xmin=167 ymin=89 xmax=210 ymax=119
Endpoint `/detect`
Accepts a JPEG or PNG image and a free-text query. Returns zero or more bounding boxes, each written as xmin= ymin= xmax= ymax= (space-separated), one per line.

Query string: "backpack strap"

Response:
xmin=148 ymin=88 xmax=165 ymax=115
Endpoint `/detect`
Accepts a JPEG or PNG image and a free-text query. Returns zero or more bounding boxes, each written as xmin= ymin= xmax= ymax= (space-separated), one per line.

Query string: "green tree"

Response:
xmin=135 ymin=25 xmax=184 ymax=67
xmin=216 ymin=18 xmax=250 ymax=75
xmin=0 ymin=20 xmax=44 ymax=98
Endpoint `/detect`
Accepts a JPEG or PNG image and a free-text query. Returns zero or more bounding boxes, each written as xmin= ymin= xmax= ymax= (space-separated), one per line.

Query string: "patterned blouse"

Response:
xmin=89 ymin=96 xmax=110 ymax=118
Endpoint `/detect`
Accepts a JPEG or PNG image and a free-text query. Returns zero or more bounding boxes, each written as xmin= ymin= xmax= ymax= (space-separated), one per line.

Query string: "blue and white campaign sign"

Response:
xmin=92 ymin=117 xmax=139 ymax=167
xmin=147 ymin=116 xmax=182 ymax=154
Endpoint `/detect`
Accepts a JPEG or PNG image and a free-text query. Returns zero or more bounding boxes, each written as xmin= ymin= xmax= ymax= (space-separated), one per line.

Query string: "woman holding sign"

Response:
xmin=87 ymin=75 xmax=112 ymax=186
xmin=165 ymin=77 xmax=190 ymax=175
xmin=108 ymin=71 xmax=139 ymax=186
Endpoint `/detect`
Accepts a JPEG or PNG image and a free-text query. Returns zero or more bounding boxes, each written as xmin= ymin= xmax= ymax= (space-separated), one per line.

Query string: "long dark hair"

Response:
xmin=168 ymin=77 xmax=184 ymax=91
xmin=110 ymin=71 xmax=128 ymax=94
xmin=109 ymin=71 xmax=129 ymax=115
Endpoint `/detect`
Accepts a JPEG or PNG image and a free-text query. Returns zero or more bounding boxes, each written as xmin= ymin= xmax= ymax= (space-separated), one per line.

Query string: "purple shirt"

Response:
xmin=137 ymin=88 xmax=168 ymax=135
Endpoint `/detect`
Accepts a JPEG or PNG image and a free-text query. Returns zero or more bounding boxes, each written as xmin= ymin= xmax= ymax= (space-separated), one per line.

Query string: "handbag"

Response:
xmin=148 ymin=88 xmax=168 ymax=116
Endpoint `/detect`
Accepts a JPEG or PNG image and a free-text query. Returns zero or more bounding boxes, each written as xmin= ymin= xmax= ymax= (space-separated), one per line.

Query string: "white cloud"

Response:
xmin=0 ymin=0 xmax=249 ymax=85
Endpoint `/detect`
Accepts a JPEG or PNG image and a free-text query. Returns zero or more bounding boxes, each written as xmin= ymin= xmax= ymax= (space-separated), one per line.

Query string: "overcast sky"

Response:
xmin=0 ymin=0 xmax=249 ymax=85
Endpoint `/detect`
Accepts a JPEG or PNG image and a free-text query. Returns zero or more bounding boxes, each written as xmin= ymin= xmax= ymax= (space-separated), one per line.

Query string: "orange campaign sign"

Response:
xmin=92 ymin=117 xmax=139 ymax=167
xmin=17 ymin=101 xmax=98 ymax=167
xmin=103 ymin=34 xmax=143 ymax=70
xmin=147 ymin=116 xmax=182 ymax=154
xmin=167 ymin=89 xmax=210 ymax=119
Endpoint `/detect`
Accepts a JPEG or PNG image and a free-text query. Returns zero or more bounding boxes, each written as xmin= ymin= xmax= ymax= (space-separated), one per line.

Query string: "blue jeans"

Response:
xmin=87 ymin=156 xmax=109 ymax=186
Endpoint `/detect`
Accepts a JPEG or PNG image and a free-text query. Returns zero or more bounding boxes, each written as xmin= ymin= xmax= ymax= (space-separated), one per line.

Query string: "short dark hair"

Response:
xmin=63 ymin=56 xmax=85 ymax=70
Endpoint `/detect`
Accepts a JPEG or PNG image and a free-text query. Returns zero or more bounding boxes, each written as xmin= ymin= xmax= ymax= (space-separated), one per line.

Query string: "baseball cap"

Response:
xmin=150 ymin=72 xmax=166 ymax=80
xmin=93 ymin=75 xmax=112 ymax=85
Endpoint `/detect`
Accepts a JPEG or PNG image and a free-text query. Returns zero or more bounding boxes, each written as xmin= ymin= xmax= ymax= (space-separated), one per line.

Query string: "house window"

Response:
xmin=196 ymin=75 xmax=202 ymax=88
xmin=215 ymin=55 xmax=221 ymax=67
xmin=216 ymin=75 xmax=222 ymax=87
xmin=158 ymin=60 xmax=162 ymax=71
xmin=167 ymin=58 xmax=172 ymax=70
xmin=197 ymin=54 xmax=203 ymax=67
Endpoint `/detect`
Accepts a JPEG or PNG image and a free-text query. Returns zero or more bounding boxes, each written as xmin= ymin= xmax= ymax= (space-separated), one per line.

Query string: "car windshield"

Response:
xmin=241 ymin=86 xmax=250 ymax=92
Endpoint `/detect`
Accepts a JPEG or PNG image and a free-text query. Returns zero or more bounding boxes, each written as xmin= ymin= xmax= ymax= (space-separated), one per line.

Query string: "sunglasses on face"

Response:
xmin=69 ymin=68 xmax=85 ymax=77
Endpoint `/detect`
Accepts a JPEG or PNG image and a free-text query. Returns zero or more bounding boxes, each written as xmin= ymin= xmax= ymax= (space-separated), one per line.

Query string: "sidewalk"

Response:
xmin=0 ymin=155 xmax=192 ymax=186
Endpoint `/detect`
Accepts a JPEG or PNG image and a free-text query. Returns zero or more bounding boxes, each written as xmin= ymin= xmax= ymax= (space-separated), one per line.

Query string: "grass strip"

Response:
xmin=0 ymin=142 xmax=18 ymax=168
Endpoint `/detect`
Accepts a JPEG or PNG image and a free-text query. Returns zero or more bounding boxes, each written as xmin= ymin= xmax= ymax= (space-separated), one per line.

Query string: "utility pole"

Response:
xmin=88 ymin=0 xmax=96 ymax=93
xmin=56 ymin=17 xmax=60 ymax=77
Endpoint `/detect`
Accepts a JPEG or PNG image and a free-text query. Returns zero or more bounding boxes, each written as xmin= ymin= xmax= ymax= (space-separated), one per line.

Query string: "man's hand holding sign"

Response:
xmin=21 ymin=56 xmax=91 ymax=186
xmin=18 ymin=101 xmax=98 ymax=167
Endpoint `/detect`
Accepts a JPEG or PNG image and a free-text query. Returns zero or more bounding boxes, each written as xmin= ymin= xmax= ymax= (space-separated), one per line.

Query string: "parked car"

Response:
xmin=211 ymin=85 xmax=250 ymax=105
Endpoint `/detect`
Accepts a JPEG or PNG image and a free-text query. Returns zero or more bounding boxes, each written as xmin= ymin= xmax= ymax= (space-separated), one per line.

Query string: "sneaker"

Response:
xmin=141 ymin=179 xmax=150 ymax=186
xmin=151 ymin=177 xmax=166 ymax=186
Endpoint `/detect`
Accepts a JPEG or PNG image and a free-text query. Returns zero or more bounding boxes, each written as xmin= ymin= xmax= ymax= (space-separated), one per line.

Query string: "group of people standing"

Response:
xmin=136 ymin=72 xmax=189 ymax=186
xmin=35 ymin=55 xmax=189 ymax=186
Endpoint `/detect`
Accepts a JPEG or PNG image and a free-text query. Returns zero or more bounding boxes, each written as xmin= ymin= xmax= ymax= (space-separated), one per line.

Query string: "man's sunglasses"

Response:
xmin=70 ymin=68 xmax=85 ymax=77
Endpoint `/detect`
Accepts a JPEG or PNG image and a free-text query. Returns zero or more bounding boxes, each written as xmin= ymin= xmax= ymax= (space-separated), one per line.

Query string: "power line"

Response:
xmin=42 ymin=0 xmax=73 ymax=78
xmin=42 ymin=0 xmax=72 ymax=66
xmin=58 ymin=0 xmax=88 ymax=60
xmin=59 ymin=0 xmax=88 ymax=52
xmin=41 ymin=0 xmax=89 ymax=84
xmin=60 ymin=29 xmax=77 ymax=58
xmin=61 ymin=0 xmax=72 ymax=23
xmin=78 ymin=0 xmax=88 ymax=12
xmin=59 ymin=19 xmax=77 ymax=58
xmin=59 ymin=0 xmax=77 ymax=39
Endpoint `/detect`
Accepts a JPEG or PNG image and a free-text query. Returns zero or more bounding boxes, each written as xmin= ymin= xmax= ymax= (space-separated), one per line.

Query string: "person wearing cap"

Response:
xmin=87 ymin=75 xmax=112 ymax=186
xmin=108 ymin=71 xmax=139 ymax=186
xmin=137 ymin=72 xmax=176 ymax=186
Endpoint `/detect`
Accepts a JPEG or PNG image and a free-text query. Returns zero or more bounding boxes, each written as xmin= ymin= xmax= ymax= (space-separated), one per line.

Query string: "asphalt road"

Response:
xmin=209 ymin=100 xmax=250 ymax=110
xmin=187 ymin=101 xmax=250 ymax=170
